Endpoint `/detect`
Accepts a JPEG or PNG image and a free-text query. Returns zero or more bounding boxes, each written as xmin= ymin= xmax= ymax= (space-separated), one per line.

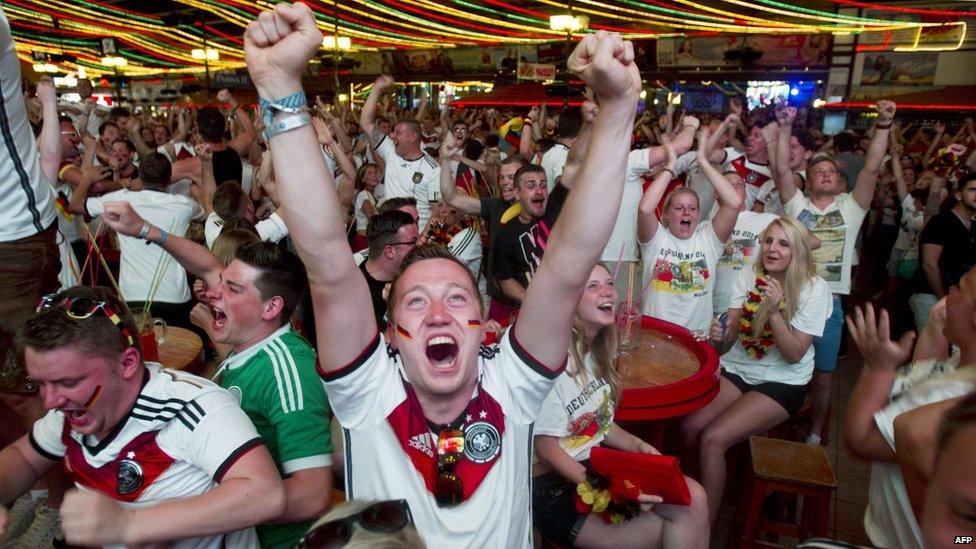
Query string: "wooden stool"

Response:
xmin=729 ymin=436 xmax=836 ymax=549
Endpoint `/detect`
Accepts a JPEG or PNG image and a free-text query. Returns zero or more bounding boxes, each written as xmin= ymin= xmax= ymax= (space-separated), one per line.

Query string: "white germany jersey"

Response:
xmin=321 ymin=330 xmax=563 ymax=548
xmin=0 ymin=9 xmax=55 ymax=242
xmin=373 ymin=136 xmax=439 ymax=229
xmin=30 ymin=363 xmax=262 ymax=549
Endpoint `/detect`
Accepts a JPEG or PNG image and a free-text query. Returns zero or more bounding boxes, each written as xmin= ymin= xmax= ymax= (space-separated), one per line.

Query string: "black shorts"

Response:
xmin=533 ymin=465 xmax=590 ymax=546
xmin=721 ymin=371 xmax=807 ymax=417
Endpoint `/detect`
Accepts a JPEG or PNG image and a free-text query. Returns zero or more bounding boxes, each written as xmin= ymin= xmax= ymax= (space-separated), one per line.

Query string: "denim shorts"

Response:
xmin=813 ymin=294 xmax=843 ymax=373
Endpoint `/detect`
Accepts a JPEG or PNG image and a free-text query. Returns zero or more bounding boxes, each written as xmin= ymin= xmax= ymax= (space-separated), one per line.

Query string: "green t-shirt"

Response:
xmin=217 ymin=327 xmax=334 ymax=548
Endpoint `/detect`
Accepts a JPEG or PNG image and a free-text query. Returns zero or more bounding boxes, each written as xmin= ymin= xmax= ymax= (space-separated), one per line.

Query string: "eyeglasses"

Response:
xmin=435 ymin=428 xmax=464 ymax=507
xmin=388 ymin=238 xmax=419 ymax=248
xmin=36 ymin=292 xmax=136 ymax=347
xmin=297 ymin=499 xmax=413 ymax=548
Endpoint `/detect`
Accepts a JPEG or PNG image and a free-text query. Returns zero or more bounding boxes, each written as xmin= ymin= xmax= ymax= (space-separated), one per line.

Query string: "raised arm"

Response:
xmin=360 ymin=75 xmax=394 ymax=147
xmin=219 ymin=89 xmax=257 ymax=156
xmin=890 ymin=143 xmax=908 ymax=201
xmin=101 ymin=201 xmax=223 ymax=288
xmin=773 ymin=107 xmax=801 ymax=204
xmin=646 ymin=115 xmax=698 ymax=168
xmin=35 ymin=78 xmax=61 ymax=185
xmin=514 ymin=31 xmax=641 ymax=369
xmin=853 ymin=101 xmax=896 ymax=210
xmin=697 ymin=128 xmax=743 ymax=242
xmin=122 ymin=117 xmax=154 ymax=160
xmin=637 ymin=137 xmax=677 ymax=243
xmin=843 ymin=303 xmax=915 ymax=462
xmin=438 ymin=134 xmax=481 ymax=215
xmin=245 ymin=3 xmax=374 ymax=372
xmin=312 ymin=116 xmax=356 ymax=209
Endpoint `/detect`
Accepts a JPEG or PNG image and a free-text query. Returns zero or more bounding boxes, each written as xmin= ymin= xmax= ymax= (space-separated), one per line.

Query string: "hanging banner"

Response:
xmin=517 ymin=62 xmax=556 ymax=81
xmin=859 ymin=52 xmax=937 ymax=85
xmin=656 ymin=35 xmax=831 ymax=67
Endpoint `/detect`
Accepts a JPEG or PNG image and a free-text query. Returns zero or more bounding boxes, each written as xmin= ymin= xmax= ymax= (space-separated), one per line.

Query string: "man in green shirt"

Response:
xmin=100 ymin=201 xmax=333 ymax=548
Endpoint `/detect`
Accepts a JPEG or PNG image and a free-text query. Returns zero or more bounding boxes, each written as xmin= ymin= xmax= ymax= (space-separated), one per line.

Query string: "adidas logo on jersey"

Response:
xmin=408 ymin=433 xmax=433 ymax=457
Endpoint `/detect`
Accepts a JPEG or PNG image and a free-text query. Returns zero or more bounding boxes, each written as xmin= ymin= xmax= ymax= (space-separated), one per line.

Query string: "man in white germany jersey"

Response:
xmin=242 ymin=3 xmax=641 ymax=545
xmin=0 ymin=286 xmax=285 ymax=548
xmin=361 ymin=75 xmax=440 ymax=230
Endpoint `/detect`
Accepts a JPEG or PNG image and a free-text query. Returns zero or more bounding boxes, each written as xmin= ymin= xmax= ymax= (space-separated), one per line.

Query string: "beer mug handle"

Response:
xmin=152 ymin=317 xmax=168 ymax=345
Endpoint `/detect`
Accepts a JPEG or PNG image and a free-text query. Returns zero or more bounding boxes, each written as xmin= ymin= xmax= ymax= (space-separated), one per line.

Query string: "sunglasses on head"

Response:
xmin=297 ymin=499 xmax=413 ymax=548
xmin=36 ymin=292 xmax=136 ymax=347
xmin=435 ymin=428 xmax=464 ymax=507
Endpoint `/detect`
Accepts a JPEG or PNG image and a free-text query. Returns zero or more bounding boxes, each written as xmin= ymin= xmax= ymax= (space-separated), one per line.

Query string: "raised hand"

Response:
xmin=682 ymin=115 xmax=700 ymax=131
xmin=567 ymin=30 xmax=641 ymax=103
xmin=101 ymin=201 xmax=147 ymax=237
xmin=244 ymin=2 xmax=322 ymax=99
xmin=934 ymin=120 xmax=946 ymax=134
xmin=845 ymin=303 xmax=915 ymax=372
xmin=439 ymin=132 xmax=462 ymax=159
xmin=216 ymin=88 xmax=236 ymax=106
xmin=776 ymin=106 xmax=797 ymax=127
xmin=876 ymin=100 xmax=896 ymax=124
xmin=723 ymin=113 xmax=740 ymax=128
xmin=312 ymin=116 xmax=335 ymax=146
xmin=761 ymin=121 xmax=779 ymax=144
xmin=35 ymin=77 xmax=56 ymax=107
xmin=729 ymin=96 xmax=743 ymax=117
xmin=373 ymin=74 xmax=395 ymax=93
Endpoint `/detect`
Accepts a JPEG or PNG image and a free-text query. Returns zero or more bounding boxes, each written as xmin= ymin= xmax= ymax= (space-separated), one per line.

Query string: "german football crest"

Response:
xmin=412 ymin=171 xmax=422 ymax=184
xmin=463 ymin=421 xmax=501 ymax=464
xmin=117 ymin=455 xmax=144 ymax=495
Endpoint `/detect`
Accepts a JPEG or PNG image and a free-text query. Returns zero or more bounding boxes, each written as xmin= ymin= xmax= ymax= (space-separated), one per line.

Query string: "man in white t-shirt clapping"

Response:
xmin=242 ymin=4 xmax=641 ymax=544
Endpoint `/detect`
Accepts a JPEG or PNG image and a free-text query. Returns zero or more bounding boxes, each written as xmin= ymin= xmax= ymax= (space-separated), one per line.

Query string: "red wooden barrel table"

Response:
xmin=616 ymin=316 xmax=720 ymax=421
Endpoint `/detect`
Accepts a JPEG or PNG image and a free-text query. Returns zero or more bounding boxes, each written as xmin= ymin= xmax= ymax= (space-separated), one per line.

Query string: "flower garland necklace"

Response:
xmin=739 ymin=275 xmax=782 ymax=360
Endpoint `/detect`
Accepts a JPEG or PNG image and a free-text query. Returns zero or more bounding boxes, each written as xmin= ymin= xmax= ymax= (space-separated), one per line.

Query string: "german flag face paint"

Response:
xmin=467 ymin=319 xmax=483 ymax=328
xmin=395 ymin=325 xmax=413 ymax=341
xmin=84 ymin=385 xmax=103 ymax=409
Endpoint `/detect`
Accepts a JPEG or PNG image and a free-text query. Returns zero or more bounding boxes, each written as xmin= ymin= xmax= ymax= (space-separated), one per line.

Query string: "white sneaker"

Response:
xmin=9 ymin=501 xmax=60 ymax=549
xmin=0 ymin=495 xmax=40 ymax=548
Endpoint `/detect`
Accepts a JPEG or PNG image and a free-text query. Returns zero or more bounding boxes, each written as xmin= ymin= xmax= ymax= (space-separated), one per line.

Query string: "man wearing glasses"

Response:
xmin=0 ymin=286 xmax=286 ymax=547
xmin=244 ymin=3 xmax=640 ymax=545
xmin=360 ymin=210 xmax=420 ymax=331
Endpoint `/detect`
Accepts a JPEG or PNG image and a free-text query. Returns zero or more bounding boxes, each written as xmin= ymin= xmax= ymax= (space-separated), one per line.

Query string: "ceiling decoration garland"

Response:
xmin=2 ymin=0 xmax=970 ymax=78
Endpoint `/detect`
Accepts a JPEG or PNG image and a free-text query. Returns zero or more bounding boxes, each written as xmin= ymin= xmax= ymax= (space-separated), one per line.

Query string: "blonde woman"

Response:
xmin=533 ymin=264 xmax=710 ymax=548
xmin=680 ymin=216 xmax=832 ymax=525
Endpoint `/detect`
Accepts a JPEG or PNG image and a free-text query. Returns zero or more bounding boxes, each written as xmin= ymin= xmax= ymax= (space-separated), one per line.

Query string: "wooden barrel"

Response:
xmin=616 ymin=316 xmax=719 ymax=421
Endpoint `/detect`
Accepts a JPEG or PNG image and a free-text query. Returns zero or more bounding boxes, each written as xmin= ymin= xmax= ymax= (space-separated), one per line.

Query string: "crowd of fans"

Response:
xmin=0 ymin=2 xmax=974 ymax=548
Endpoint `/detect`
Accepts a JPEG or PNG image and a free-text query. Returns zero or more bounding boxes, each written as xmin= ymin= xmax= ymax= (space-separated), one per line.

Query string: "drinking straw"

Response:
xmin=82 ymin=219 xmax=124 ymax=300
xmin=141 ymin=220 xmax=176 ymax=327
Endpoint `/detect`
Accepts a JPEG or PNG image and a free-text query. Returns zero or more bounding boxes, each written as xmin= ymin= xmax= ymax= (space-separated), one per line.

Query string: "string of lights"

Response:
xmin=3 ymin=0 xmax=972 ymax=77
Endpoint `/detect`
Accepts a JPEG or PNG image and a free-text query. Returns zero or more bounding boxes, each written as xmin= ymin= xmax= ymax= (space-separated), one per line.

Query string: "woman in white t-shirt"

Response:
xmin=638 ymin=130 xmax=742 ymax=337
xmin=680 ymin=216 xmax=832 ymax=525
xmin=352 ymin=162 xmax=382 ymax=251
xmin=533 ymin=263 xmax=709 ymax=548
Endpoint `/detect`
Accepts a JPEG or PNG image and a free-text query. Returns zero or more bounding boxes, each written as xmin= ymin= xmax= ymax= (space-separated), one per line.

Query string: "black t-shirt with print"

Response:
xmin=912 ymin=210 xmax=976 ymax=294
xmin=492 ymin=183 xmax=569 ymax=291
